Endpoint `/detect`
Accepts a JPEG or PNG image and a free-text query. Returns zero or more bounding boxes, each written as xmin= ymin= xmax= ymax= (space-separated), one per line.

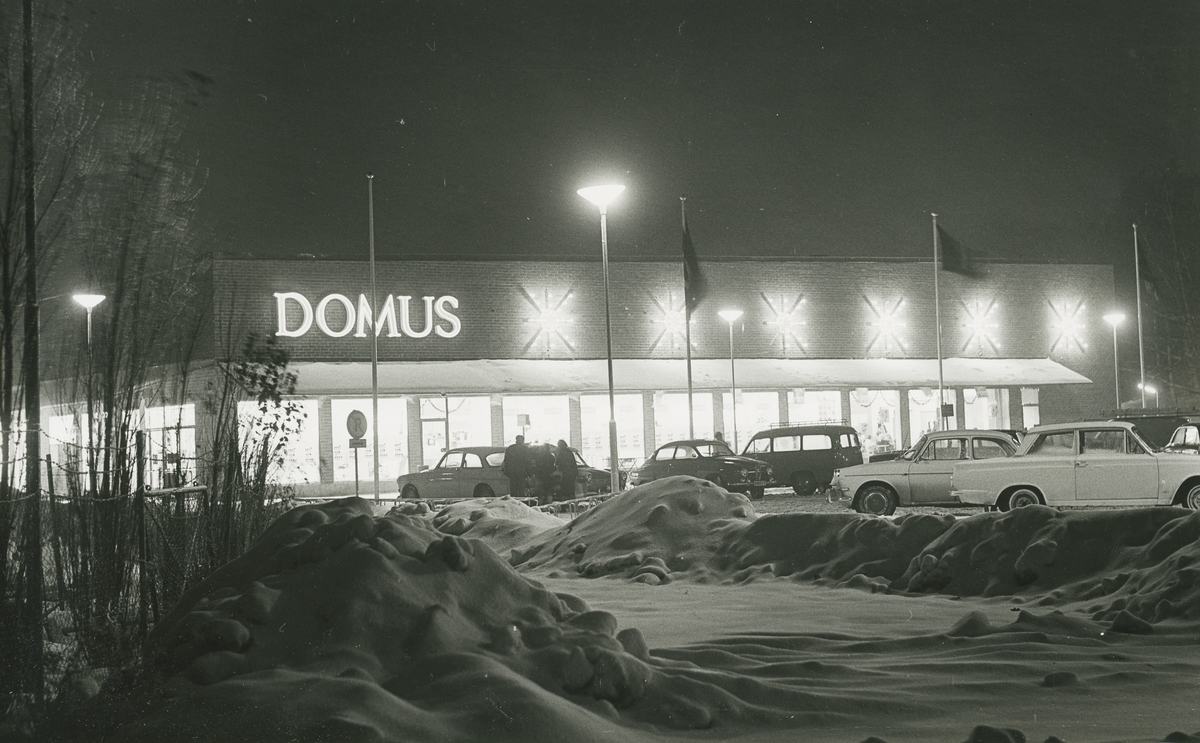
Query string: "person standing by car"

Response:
xmin=502 ymin=435 xmax=531 ymax=499
xmin=555 ymin=439 xmax=578 ymax=501
xmin=529 ymin=442 xmax=558 ymax=505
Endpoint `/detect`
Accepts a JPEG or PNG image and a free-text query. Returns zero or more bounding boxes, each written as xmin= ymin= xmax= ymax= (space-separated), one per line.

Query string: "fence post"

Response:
xmin=136 ymin=430 xmax=148 ymax=639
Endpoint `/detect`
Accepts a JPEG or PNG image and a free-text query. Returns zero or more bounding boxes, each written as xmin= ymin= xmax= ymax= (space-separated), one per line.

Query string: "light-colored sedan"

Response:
xmin=950 ymin=420 xmax=1200 ymax=511
xmin=828 ymin=430 xmax=1018 ymax=516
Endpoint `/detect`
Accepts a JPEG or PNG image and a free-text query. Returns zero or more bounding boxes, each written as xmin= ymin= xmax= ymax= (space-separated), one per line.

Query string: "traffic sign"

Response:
xmin=347 ymin=410 xmax=368 ymax=439
xmin=349 ymin=438 xmax=366 ymax=449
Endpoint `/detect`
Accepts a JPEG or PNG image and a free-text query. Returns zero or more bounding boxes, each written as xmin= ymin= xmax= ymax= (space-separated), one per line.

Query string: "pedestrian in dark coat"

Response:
xmin=529 ymin=443 xmax=558 ymax=505
xmin=555 ymin=439 xmax=578 ymax=501
xmin=502 ymin=435 xmax=531 ymax=499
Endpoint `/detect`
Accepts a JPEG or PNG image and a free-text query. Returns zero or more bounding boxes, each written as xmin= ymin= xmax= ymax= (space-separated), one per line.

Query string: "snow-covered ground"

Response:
xmin=56 ymin=478 xmax=1200 ymax=743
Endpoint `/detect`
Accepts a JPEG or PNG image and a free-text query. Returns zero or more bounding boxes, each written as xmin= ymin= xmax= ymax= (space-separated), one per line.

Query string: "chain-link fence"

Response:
xmin=0 ymin=431 xmax=292 ymax=735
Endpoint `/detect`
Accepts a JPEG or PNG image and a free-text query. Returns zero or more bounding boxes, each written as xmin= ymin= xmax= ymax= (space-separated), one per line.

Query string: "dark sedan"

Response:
xmin=396 ymin=446 xmax=619 ymax=500
xmin=628 ymin=439 xmax=774 ymax=499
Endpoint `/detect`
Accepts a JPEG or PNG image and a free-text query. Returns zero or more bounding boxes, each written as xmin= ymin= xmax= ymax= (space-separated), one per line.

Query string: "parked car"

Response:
xmin=741 ymin=424 xmax=863 ymax=495
xmin=828 ymin=429 xmax=1018 ymax=515
xmin=396 ymin=446 xmax=618 ymax=500
xmin=950 ymin=420 xmax=1200 ymax=511
xmin=628 ymin=439 xmax=774 ymax=499
xmin=1165 ymin=423 xmax=1200 ymax=454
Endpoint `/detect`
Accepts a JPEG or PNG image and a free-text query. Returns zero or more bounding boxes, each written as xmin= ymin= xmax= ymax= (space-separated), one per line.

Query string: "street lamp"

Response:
xmin=577 ymin=184 xmax=625 ymax=494
xmin=73 ymin=293 xmax=105 ymax=496
xmin=718 ymin=309 xmax=743 ymax=451
xmin=1138 ymin=382 xmax=1159 ymax=408
xmin=1102 ymin=312 xmax=1124 ymax=409
xmin=73 ymin=294 xmax=105 ymax=345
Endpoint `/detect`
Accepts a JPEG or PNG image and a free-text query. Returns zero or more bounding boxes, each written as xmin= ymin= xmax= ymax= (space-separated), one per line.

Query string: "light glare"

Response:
xmin=577 ymin=185 xmax=625 ymax=209
xmin=73 ymin=294 xmax=106 ymax=310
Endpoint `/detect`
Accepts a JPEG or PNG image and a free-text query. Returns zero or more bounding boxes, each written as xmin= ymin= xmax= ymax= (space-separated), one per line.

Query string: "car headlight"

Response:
xmin=739 ymin=468 xmax=750 ymax=479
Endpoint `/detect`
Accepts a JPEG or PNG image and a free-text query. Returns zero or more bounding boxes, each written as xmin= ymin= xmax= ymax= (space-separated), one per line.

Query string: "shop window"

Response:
xmin=1021 ymin=388 xmax=1040 ymax=428
xmin=143 ymin=404 xmax=196 ymax=488
xmin=581 ymin=394 xmax=644 ymax=472
xmin=964 ymin=388 xmax=1011 ymax=431
xmin=908 ymin=388 xmax=958 ymax=443
xmin=418 ymin=396 xmax=491 ymax=471
xmin=851 ymin=389 xmax=901 ymax=460
xmin=332 ymin=398 xmax=408 ymax=482
xmin=653 ymin=392 xmax=714 ymax=446
xmin=238 ymin=399 xmax=319 ymax=485
xmin=788 ymin=389 xmax=841 ymax=424
xmin=722 ymin=390 xmax=780 ymax=452
xmin=505 ymin=395 xmax=571 ymax=449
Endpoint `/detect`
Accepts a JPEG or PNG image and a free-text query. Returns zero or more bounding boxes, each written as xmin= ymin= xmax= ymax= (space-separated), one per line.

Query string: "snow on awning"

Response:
xmin=291 ymin=357 xmax=1090 ymax=396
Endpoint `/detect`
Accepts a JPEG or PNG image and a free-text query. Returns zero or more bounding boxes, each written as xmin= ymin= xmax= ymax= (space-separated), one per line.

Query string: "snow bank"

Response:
xmin=511 ymin=476 xmax=755 ymax=583
xmin=63 ymin=496 xmax=932 ymax=742
xmin=524 ymin=479 xmax=1200 ymax=626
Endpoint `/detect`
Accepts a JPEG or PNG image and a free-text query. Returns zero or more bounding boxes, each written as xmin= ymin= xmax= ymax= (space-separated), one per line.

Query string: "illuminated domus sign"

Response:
xmin=275 ymin=292 xmax=462 ymax=339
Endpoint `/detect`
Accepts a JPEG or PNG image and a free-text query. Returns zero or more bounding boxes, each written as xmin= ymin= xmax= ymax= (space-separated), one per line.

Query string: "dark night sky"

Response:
xmin=74 ymin=1 xmax=1199 ymax=273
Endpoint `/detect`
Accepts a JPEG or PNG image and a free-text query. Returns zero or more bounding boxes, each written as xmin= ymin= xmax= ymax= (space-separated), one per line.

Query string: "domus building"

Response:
xmin=183 ymin=255 xmax=1111 ymax=497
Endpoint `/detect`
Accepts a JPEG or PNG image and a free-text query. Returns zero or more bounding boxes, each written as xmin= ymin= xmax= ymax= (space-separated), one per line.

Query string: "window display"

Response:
xmin=851 ymin=389 xmax=901 ymax=459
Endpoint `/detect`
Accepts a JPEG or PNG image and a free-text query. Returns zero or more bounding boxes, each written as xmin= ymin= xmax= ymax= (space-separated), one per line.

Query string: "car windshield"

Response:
xmin=899 ymin=436 xmax=927 ymax=461
xmin=1128 ymin=425 xmax=1159 ymax=452
xmin=695 ymin=442 xmax=735 ymax=457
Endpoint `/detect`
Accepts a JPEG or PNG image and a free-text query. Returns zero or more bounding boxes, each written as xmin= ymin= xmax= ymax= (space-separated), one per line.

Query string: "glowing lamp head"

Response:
xmin=1138 ymin=383 xmax=1156 ymax=394
xmin=73 ymin=294 xmax=106 ymax=310
xmin=718 ymin=309 xmax=743 ymax=324
xmin=577 ymin=185 xmax=625 ymax=211
xmin=1103 ymin=312 xmax=1125 ymax=327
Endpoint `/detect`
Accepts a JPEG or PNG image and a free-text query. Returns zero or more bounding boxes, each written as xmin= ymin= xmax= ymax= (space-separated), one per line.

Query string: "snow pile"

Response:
xmin=64 ymin=496 xmax=936 ymax=742
xmin=426 ymin=495 xmax=565 ymax=554
xmin=510 ymin=476 xmax=755 ymax=583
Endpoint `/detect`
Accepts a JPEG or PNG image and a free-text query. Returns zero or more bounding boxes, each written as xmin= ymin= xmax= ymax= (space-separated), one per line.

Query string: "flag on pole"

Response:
xmin=1137 ymin=234 xmax=1159 ymax=300
xmin=683 ymin=214 xmax=708 ymax=314
xmin=937 ymin=224 xmax=979 ymax=278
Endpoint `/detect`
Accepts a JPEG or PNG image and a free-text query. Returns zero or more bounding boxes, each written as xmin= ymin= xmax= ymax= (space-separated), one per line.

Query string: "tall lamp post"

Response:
xmin=577 ymin=184 xmax=625 ymax=495
xmin=1138 ymin=383 xmax=1159 ymax=408
xmin=1102 ymin=312 xmax=1124 ymax=410
xmin=718 ymin=309 xmax=743 ymax=451
xmin=74 ymin=294 xmax=105 ymax=495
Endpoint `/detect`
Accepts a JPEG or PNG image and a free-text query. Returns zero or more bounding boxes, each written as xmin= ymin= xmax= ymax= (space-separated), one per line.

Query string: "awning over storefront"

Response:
xmin=291 ymin=357 xmax=1091 ymax=396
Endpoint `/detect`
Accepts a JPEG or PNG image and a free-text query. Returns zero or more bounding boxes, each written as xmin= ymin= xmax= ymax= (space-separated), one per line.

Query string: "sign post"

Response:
xmin=347 ymin=410 xmax=368 ymax=498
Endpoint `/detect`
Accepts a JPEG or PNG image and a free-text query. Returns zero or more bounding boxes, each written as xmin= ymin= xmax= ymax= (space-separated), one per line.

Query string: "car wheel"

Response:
xmin=856 ymin=485 xmax=897 ymax=516
xmin=748 ymin=486 xmax=765 ymax=500
xmin=1004 ymin=488 xmax=1041 ymax=511
xmin=401 ymin=484 xmax=419 ymax=499
xmin=473 ymin=484 xmax=495 ymax=499
xmin=792 ymin=471 xmax=817 ymax=496
xmin=1183 ymin=483 xmax=1200 ymax=510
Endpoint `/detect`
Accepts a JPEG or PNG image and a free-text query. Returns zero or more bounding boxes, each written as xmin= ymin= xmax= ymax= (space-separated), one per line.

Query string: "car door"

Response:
xmin=908 ymin=437 xmax=967 ymax=503
xmin=645 ymin=446 xmax=677 ymax=482
xmin=800 ymin=434 xmax=836 ymax=485
xmin=1074 ymin=429 xmax=1160 ymax=503
xmin=744 ymin=435 xmax=779 ymax=477
xmin=1019 ymin=431 xmax=1079 ymax=505
xmin=672 ymin=445 xmax=701 ymax=478
xmin=425 ymin=451 xmax=463 ymax=499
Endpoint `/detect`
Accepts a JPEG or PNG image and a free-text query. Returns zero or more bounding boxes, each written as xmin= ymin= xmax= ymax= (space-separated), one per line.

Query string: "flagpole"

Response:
xmin=932 ymin=213 xmax=945 ymax=432
xmin=1133 ymin=223 xmax=1146 ymax=408
xmin=683 ymin=197 xmax=695 ymax=438
xmin=368 ymin=174 xmax=380 ymax=500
